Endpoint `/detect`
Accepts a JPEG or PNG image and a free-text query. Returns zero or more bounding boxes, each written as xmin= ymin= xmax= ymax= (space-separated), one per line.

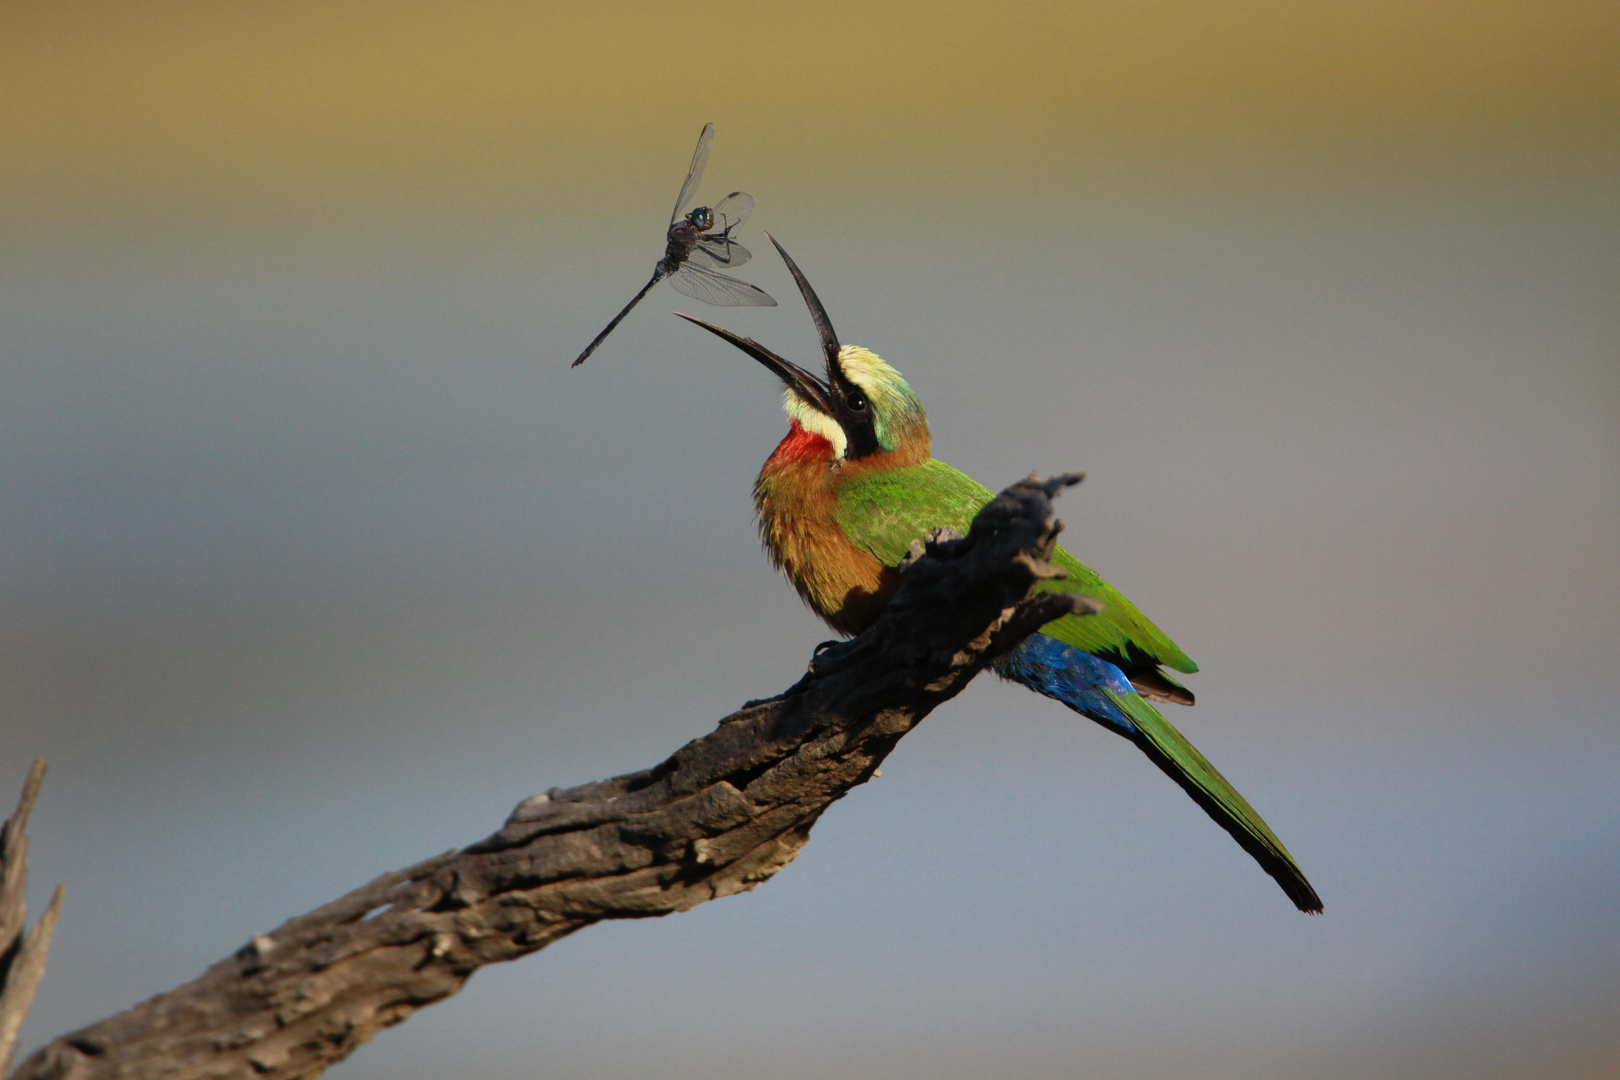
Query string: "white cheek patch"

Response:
xmin=783 ymin=389 xmax=847 ymax=459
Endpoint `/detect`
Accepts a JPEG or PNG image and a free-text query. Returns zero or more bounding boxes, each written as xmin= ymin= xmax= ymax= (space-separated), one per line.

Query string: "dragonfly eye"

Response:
xmin=845 ymin=388 xmax=869 ymax=412
xmin=688 ymin=207 xmax=712 ymax=229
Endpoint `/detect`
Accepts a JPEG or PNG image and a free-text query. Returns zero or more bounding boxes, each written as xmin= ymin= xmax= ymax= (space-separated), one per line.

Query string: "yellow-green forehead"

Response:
xmin=837 ymin=345 xmax=912 ymax=397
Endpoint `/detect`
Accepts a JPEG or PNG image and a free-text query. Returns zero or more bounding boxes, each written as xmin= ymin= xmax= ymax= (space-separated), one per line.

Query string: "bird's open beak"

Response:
xmin=674 ymin=313 xmax=834 ymax=415
xmin=677 ymin=235 xmax=846 ymax=415
xmin=763 ymin=234 xmax=843 ymax=383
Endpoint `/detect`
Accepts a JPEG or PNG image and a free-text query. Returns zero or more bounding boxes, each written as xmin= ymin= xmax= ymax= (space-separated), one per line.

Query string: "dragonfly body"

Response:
xmin=572 ymin=125 xmax=775 ymax=367
xmin=666 ymin=216 xmax=705 ymax=269
xmin=659 ymin=201 xmax=745 ymax=278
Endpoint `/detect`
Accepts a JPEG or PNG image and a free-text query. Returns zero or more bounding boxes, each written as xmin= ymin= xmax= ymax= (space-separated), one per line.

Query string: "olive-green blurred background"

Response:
xmin=3 ymin=3 xmax=1617 ymax=1078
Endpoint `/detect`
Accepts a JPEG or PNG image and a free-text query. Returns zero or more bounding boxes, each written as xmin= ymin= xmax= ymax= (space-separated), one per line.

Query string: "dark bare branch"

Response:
xmin=0 ymin=760 xmax=62 ymax=1077
xmin=11 ymin=473 xmax=1095 ymax=1080
xmin=0 ymin=759 xmax=46 ymax=966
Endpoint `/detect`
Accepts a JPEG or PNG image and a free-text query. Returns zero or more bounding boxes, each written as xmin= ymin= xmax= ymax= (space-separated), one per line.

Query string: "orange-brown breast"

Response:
xmin=754 ymin=423 xmax=899 ymax=637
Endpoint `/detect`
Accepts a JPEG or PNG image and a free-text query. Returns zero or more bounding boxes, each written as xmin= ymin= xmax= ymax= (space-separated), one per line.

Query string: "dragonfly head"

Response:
xmin=676 ymin=235 xmax=929 ymax=463
xmin=684 ymin=206 xmax=714 ymax=230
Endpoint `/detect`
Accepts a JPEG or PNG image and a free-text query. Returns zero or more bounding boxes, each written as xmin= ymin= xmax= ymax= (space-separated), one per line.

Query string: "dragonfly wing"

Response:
xmin=668 ymin=265 xmax=777 ymax=308
xmin=671 ymin=123 xmax=715 ymax=223
xmin=687 ymin=238 xmax=752 ymax=270
xmin=709 ymin=191 xmax=754 ymax=231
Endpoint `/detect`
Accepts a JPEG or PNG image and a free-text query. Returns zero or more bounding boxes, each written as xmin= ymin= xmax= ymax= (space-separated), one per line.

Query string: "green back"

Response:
xmin=834 ymin=459 xmax=1197 ymax=675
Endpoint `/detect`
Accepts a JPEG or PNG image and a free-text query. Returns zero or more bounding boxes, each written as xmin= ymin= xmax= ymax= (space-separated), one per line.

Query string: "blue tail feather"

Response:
xmin=993 ymin=633 xmax=1141 ymax=737
xmin=994 ymin=634 xmax=1324 ymax=912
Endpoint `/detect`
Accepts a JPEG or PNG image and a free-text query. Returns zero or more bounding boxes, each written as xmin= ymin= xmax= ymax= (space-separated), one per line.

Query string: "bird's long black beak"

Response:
xmin=674 ymin=313 xmax=834 ymax=414
xmin=764 ymin=233 xmax=842 ymax=376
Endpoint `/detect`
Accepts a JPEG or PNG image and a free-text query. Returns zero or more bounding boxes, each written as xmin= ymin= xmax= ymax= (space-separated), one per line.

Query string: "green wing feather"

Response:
xmin=835 ymin=460 xmax=1197 ymax=674
xmin=1111 ymin=690 xmax=1322 ymax=911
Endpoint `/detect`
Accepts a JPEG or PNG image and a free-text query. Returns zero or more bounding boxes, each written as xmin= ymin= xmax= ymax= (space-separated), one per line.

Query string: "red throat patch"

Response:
xmin=765 ymin=420 xmax=835 ymax=469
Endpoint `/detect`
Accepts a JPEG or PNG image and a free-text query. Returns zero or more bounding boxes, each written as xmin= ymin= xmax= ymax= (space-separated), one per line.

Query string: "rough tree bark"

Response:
xmin=0 ymin=760 xmax=65 ymax=1077
xmin=11 ymin=473 xmax=1096 ymax=1080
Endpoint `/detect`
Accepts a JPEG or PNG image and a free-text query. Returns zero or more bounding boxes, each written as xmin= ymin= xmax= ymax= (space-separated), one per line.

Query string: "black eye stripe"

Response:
xmin=834 ymin=382 xmax=880 ymax=460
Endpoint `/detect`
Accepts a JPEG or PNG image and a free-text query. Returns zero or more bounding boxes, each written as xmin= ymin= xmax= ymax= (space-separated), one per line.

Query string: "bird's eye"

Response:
xmin=846 ymin=389 xmax=868 ymax=412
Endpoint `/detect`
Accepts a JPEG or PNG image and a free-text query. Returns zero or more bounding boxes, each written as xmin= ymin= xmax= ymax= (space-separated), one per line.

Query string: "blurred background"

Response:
xmin=2 ymin=2 xmax=1616 ymax=1077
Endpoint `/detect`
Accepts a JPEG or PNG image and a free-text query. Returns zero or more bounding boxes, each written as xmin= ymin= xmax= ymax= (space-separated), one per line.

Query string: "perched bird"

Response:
xmin=676 ymin=236 xmax=1322 ymax=913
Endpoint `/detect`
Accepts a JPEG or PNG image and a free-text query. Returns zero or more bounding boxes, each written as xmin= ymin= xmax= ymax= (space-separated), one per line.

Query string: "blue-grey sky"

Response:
xmin=2 ymin=4 xmax=1618 ymax=1077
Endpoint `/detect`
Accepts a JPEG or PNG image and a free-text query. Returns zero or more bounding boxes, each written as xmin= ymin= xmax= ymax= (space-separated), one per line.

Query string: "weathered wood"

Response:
xmin=0 ymin=759 xmax=63 ymax=1077
xmin=10 ymin=473 xmax=1096 ymax=1080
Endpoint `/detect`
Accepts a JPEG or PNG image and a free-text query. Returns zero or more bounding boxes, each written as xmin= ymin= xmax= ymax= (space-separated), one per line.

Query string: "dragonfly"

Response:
xmin=572 ymin=123 xmax=776 ymax=367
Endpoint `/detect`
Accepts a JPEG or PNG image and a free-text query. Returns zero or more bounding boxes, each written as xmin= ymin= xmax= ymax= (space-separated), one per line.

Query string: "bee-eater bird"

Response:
xmin=676 ymin=236 xmax=1322 ymax=913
